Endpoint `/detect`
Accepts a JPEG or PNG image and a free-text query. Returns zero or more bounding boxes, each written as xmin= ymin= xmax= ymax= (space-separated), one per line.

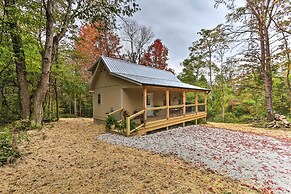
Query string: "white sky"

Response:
xmin=132 ymin=0 xmax=228 ymax=74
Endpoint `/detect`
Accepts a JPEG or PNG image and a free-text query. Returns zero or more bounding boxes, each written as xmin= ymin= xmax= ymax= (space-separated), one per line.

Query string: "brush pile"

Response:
xmin=268 ymin=114 xmax=290 ymax=128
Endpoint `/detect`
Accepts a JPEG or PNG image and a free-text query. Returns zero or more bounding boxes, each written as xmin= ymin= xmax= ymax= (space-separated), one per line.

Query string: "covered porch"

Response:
xmin=107 ymin=85 xmax=208 ymax=136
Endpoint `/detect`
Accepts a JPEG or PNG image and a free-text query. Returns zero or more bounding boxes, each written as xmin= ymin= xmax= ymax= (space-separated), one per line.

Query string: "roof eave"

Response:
xmin=142 ymin=83 xmax=211 ymax=92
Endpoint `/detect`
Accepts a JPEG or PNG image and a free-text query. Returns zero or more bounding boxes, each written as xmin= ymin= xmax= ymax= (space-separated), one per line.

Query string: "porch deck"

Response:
xmin=136 ymin=112 xmax=207 ymax=135
xmin=105 ymin=86 xmax=208 ymax=136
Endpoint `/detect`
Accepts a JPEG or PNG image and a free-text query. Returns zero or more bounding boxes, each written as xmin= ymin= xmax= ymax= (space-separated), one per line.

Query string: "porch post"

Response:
xmin=195 ymin=92 xmax=198 ymax=114
xmin=182 ymin=90 xmax=186 ymax=116
xmin=204 ymin=91 xmax=207 ymax=123
xmin=204 ymin=91 xmax=207 ymax=112
xmin=166 ymin=89 xmax=169 ymax=120
xmin=143 ymin=87 xmax=147 ymax=127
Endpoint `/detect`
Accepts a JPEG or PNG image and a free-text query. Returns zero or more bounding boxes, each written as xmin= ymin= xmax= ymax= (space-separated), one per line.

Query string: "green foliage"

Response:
xmin=130 ymin=121 xmax=138 ymax=130
xmin=119 ymin=120 xmax=126 ymax=130
xmin=118 ymin=120 xmax=138 ymax=131
xmin=59 ymin=114 xmax=78 ymax=118
xmin=232 ymin=105 xmax=250 ymax=117
xmin=0 ymin=128 xmax=20 ymax=166
xmin=105 ymin=116 xmax=118 ymax=129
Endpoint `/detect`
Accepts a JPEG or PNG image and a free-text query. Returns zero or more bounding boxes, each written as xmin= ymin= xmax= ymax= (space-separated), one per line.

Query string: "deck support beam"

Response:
xmin=143 ymin=87 xmax=147 ymax=127
xmin=166 ymin=90 xmax=169 ymax=120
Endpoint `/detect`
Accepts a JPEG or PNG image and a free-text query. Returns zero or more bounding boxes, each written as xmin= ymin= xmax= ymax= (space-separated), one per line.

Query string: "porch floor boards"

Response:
xmin=135 ymin=112 xmax=207 ymax=136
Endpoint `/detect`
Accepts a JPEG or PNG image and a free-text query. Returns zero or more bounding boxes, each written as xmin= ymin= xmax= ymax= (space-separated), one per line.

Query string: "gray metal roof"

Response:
xmin=99 ymin=56 xmax=210 ymax=91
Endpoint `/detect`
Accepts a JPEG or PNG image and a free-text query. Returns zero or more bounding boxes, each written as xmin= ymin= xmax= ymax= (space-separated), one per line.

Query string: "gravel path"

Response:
xmin=97 ymin=125 xmax=291 ymax=193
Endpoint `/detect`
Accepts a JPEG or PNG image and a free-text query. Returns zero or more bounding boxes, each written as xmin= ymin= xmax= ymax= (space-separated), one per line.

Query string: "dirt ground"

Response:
xmin=204 ymin=122 xmax=291 ymax=142
xmin=0 ymin=118 xmax=259 ymax=194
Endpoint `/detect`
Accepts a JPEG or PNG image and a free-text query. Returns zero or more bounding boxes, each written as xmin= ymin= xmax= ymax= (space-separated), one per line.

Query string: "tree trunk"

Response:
xmin=208 ymin=45 xmax=213 ymax=105
xmin=30 ymin=0 xmax=54 ymax=128
xmin=281 ymin=32 xmax=291 ymax=112
xmin=251 ymin=0 xmax=274 ymax=121
xmin=5 ymin=0 xmax=30 ymax=120
xmin=263 ymin=73 xmax=274 ymax=120
xmin=54 ymin=78 xmax=59 ymax=120
xmin=79 ymin=95 xmax=82 ymax=117
xmin=74 ymin=94 xmax=77 ymax=117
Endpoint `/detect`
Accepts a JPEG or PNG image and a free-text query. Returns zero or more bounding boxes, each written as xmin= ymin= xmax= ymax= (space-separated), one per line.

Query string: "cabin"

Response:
xmin=89 ymin=56 xmax=210 ymax=136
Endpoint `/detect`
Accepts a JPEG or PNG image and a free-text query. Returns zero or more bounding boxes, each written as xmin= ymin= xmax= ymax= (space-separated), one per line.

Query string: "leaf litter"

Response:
xmin=98 ymin=125 xmax=291 ymax=193
xmin=0 ymin=118 xmax=259 ymax=193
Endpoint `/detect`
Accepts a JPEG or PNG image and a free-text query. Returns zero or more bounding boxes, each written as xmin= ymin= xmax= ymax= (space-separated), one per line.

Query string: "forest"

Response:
xmin=1 ymin=1 xmax=291 ymax=192
xmin=0 ymin=0 xmax=290 ymax=128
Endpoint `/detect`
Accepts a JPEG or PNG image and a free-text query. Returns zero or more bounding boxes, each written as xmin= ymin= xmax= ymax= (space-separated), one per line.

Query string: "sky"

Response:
xmin=132 ymin=0 xmax=228 ymax=74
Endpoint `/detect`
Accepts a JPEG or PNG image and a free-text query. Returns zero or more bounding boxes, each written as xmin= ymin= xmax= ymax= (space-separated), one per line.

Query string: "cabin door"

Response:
xmin=146 ymin=93 xmax=154 ymax=116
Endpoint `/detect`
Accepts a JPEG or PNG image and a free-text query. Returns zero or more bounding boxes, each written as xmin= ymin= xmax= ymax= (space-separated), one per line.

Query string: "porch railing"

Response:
xmin=126 ymin=110 xmax=145 ymax=136
xmin=107 ymin=108 xmax=123 ymax=123
xmin=106 ymin=103 xmax=207 ymax=136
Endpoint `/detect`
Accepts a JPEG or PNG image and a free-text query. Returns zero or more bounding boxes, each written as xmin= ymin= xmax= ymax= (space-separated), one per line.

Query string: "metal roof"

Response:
xmin=98 ymin=56 xmax=210 ymax=91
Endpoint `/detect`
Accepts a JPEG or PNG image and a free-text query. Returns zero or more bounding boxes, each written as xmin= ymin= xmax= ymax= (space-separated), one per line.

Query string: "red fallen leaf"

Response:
xmin=251 ymin=177 xmax=258 ymax=181
xmin=277 ymin=187 xmax=283 ymax=191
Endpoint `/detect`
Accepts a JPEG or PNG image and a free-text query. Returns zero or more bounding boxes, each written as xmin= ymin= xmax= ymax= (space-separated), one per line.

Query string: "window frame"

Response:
xmin=97 ymin=93 xmax=101 ymax=105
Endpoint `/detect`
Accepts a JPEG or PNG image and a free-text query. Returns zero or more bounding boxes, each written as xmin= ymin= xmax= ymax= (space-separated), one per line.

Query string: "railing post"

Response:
xmin=182 ymin=90 xmax=186 ymax=116
xmin=204 ymin=91 xmax=207 ymax=123
xmin=126 ymin=117 xmax=130 ymax=136
xmin=204 ymin=91 xmax=207 ymax=113
xmin=166 ymin=90 xmax=169 ymax=120
xmin=143 ymin=87 xmax=147 ymax=128
xmin=195 ymin=92 xmax=198 ymax=114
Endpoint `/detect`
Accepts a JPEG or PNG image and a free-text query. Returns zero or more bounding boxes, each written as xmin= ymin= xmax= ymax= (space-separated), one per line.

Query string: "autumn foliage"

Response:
xmin=75 ymin=23 xmax=123 ymax=73
xmin=142 ymin=39 xmax=174 ymax=73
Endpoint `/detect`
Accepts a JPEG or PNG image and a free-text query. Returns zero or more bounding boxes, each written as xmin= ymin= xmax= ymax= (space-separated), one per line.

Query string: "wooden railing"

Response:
xmin=126 ymin=110 xmax=145 ymax=136
xmin=106 ymin=103 xmax=207 ymax=136
xmin=107 ymin=108 xmax=123 ymax=123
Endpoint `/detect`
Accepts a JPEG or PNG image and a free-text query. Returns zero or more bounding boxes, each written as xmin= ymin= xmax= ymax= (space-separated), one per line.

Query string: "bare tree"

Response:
xmin=122 ymin=19 xmax=154 ymax=63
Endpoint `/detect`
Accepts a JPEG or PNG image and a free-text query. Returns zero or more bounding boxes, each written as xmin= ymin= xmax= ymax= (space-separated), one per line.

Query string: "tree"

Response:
xmin=75 ymin=23 xmax=123 ymax=67
xmin=2 ymin=0 xmax=139 ymax=127
xmin=178 ymin=56 xmax=206 ymax=85
xmin=122 ymin=19 xmax=154 ymax=64
xmin=141 ymin=39 xmax=171 ymax=71
xmin=187 ymin=25 xmax=230 ymax=108
xmin=4 ymin=0 xmax=31 ymax=120
xmin=215 ymin=0 xmax=291 ymax=120
xmin=75 ymin=22 xmax=123 ymax=79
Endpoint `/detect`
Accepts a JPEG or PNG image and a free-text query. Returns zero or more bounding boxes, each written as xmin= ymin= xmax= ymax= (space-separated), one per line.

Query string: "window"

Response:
xmin=147 ymin=95 xmax=151 ymax=105
xmin=163 ymin=94 xmax=166 ymax=106
xmin=97 ymin=93 xmax=101 ymax=104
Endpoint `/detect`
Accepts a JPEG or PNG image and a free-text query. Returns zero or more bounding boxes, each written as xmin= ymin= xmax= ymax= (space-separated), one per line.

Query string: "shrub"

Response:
xmin=238 ymin=115 xmax=254 ymax=123
xmin=118 ymin=120 xmax=138 ymax=132
xmin=130 ymin=121 xmax=138 ymax=130
xmin=0 ymin=128 xmax=20 ymax=166
xmin=232 ymin=104 xmax=250 ymax=117
xmin=11 ymin=120 xmax=31 ymax=131
xmin=59 ymin=114 xmax=78 ymax=118
xmin=105 ymin=115 xmax=118 ymax=129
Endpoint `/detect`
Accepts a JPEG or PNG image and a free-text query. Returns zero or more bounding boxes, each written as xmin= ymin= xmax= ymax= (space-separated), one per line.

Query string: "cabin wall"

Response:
xmin=92 ymin=62 xmax=138 ymax=121
xmin=170 ymin=91 xmax=183 ymax=105
xmin=93 ymin=86 xmax=121 ymax=121
xmin=123 ymin=88 xmax=143 ymax=115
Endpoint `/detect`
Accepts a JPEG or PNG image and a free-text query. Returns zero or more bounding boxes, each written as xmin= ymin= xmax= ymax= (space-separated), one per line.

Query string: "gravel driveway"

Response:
xmin=97 ymin=125 xmax=291 ymax=193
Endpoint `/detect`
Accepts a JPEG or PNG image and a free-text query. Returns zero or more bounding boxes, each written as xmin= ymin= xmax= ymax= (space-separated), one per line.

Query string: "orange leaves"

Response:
xmin=141 ymin=39 xmax=174 ymax=73
xmin=74 ymin=23 xmax=123 ymax=79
